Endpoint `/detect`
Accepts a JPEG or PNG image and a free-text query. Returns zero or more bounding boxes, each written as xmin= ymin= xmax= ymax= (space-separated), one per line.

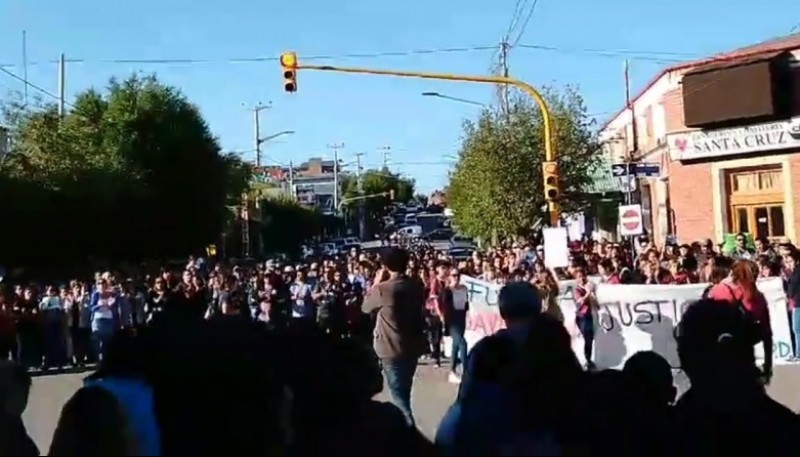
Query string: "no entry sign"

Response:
xmin=618 ymin=204 xmax=644 ymax=236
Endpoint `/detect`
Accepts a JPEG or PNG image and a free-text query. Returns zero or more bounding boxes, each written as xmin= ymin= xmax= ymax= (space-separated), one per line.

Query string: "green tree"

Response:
xmin=341 ymin=169 xmax=414 ymax=235
xmin=260 ymin=195 xmax=322 ymax=255
xmin=0 ymin=75 xmax=250 ymax=268
xmin=447 ymin=86 xmax=601 ymax=241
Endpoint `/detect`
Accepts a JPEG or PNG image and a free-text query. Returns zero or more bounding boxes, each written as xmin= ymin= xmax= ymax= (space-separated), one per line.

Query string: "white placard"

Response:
xmin=450 ymin=276 xmax=794 ymax=368
xmin=542 ymin=227 xmax=569 ymax=268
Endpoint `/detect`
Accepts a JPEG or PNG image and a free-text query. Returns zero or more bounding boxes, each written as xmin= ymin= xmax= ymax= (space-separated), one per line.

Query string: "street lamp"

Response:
xmin=421 ymin=92 xmax=487 ymax=108
xmin=258 ymin=130 xmax=295 ymax=145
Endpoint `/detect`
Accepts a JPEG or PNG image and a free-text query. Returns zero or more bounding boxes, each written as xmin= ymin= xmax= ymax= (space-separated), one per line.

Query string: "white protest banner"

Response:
xmin=592 ymin=278 xmax=793 ymax=368
xmin=449 ymin=275 xmax=600 ymax=356
xmin=451 ymin=276 xmax=793 ymax=367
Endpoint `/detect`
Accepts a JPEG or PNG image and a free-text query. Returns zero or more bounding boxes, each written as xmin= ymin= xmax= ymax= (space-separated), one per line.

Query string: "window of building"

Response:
xmin=726 ymin=165 xmax=786 ymax=240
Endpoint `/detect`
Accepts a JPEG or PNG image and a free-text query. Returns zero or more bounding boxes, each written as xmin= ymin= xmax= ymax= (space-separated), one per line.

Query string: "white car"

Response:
xmin=342 ymin=236 xmax=361 ymax=245
xmin=317 ymin=243 xmax=338 ymax=256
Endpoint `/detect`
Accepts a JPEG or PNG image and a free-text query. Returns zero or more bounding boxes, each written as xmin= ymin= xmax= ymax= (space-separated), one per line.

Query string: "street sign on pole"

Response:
xmin=610 ymin=162 xmax=661 ymax=178
xmin=615 ymin=176 xmax=637 ymax=193
xmin=618 ymin=204 xmax=644 ymax=236
xmin=634 ymin=162 xmax=661 ymax=177
xmin=610 ymin=163 xmax=630 ymax=177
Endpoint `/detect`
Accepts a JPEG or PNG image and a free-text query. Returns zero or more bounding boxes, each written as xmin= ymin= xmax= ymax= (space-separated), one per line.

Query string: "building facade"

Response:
xmin=600 ymin=33 xmax=800 ymax=245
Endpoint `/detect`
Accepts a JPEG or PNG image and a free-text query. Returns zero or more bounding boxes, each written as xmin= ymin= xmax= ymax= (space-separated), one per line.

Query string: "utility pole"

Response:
xmin=328 ymin=142 xmax=344 ymax=215
xmin=499 ymin=40 xmax=511 ymax=116
xmin=624 ymin=59 xmax=639 ymax=207
xmin=624 ymin=59 xmax=640 ymax=254
xmin=355 ymin=152 xmax=365 ymax=193
xmin=379 ymin=145 xmax=391 ymax=170
xmin=22 ymin=31 xmax=28 ymax=107
xmin=57 ymin=53 xmax=66 ymax=119
xmin=355 ymin=152 xmax=365 ymax=240
xmin=288 ymin=161 xmax=295 ymax=199
xmin=248 ymin=103 xmax=271 ymax=168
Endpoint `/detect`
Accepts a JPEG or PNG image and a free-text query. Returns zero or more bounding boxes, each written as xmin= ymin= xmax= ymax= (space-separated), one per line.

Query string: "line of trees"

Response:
xmin=0 ymin=75 xmax=251 ymax=271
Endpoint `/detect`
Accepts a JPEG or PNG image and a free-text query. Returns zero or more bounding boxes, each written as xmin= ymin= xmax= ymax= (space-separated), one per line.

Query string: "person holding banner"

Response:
xmin=707 ymin=259 xmax=773 ymax=383
xmin=573 ymin=268 xmax=596 ymax=371
xmin=532 ymin=269 xmax=563 ymax=322
xmin=445 ymin=270 xmax=469 ymax=384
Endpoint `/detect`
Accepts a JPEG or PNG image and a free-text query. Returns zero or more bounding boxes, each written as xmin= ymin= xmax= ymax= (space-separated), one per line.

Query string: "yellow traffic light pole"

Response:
xmin=281 ymin=52 xmax=560 ymax=226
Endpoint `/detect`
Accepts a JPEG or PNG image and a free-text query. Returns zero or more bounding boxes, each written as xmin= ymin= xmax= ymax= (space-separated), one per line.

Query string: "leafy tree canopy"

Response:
xmin=447 ymin=86 xmax=601 ymax=241
xmin=260 ymin=195 xmax=322 ymax=256
xmin=341 ymin=169 xmax=414 ymax=235
xmin=0 ymin=75 xmax=250 ymax=268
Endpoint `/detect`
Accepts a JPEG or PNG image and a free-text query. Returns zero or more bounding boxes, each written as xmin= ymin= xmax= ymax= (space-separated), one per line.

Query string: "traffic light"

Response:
xmin=542 ymin=161 xmax=560 ymax=201
xmin=280 ymin=52 xmax=298 ymax=93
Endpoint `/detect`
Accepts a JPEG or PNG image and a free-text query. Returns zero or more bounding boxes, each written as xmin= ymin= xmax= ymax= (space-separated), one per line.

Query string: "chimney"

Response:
xmin=307 ymin=157 xmax=323 ymax=176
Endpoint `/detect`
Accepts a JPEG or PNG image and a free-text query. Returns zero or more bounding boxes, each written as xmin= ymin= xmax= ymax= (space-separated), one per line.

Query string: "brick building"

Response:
xmin=600 ymin=33 xmax=800 ymax=245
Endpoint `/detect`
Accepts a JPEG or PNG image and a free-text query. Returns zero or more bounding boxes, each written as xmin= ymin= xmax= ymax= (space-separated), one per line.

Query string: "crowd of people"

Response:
xmin=0 ymin=232 xmax=799 ymax=455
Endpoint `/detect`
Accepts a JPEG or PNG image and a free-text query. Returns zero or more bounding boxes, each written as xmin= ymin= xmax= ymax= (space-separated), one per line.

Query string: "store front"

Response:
xmin=667 ymin=116 xmax=800 ymax=243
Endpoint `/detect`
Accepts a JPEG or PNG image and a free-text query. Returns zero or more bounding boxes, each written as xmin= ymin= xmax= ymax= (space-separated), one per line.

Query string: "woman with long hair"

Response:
xmin=532 ymin=269 xmax=563 ymax=322
xmin=707 ymin=259 xmax=773 ymax=382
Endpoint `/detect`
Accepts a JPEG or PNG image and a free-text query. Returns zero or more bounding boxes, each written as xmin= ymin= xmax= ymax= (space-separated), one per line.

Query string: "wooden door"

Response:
xmin=727 ymin=166 xmax=785 ymax=239
xmin=731 ymin=204 xmax=786 ymax=239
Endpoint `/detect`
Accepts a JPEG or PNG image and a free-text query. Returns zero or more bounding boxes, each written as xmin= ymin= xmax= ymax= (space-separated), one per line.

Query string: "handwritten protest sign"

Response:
xmin=447 ymin=276 xmax=793 ymax=368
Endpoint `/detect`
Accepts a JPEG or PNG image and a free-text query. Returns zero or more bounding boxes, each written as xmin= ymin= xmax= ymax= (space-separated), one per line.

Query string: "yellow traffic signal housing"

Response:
xmin=280 ymin=52 xmax=298 ymax=93
xmin=542 ymin=161 xmax=560 ymax=201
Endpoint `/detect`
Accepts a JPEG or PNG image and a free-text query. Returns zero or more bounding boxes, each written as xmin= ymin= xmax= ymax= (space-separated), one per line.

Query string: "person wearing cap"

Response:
xmin=362 ymin=247 xmax=426 ymax=428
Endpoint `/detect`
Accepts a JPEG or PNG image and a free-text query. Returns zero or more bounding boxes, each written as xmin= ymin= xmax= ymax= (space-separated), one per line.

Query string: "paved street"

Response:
xmin=23 ymin=363 xmax=800 ymax=452
xmin=22 ymin=363 xmax=458 ymax=452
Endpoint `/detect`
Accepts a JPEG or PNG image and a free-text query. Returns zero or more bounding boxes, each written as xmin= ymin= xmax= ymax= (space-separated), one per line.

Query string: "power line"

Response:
xmin=0 ymin=65 xmax=77 ymax=110
xmin=515 ymin=44 xmax=698 ymax=62
xmin=505 ymin=0 xmax=528 ymax=41
xmin=0 ymin=45 xmax=498 ymax=69
xmin=511 ymin=0 xmax=539 ymax=46
xmin=0 ymin=43 xmax=705 ymax=70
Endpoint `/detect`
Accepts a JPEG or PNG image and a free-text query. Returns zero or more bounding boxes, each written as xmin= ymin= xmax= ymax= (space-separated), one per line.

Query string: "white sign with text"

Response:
xmin=450 ymin=276 xmax=793 ymax=368
xmin=668 ymin=116 xmax=800 ymax=161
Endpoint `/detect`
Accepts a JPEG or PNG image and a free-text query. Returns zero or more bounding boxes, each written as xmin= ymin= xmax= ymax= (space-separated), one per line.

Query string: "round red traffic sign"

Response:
xmin=621 ymin=209 xmax=640 ymax=231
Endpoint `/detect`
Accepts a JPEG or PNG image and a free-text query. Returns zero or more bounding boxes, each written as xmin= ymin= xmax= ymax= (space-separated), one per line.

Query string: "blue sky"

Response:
xmin=1 ymin=0 xmax=797 ymax=192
